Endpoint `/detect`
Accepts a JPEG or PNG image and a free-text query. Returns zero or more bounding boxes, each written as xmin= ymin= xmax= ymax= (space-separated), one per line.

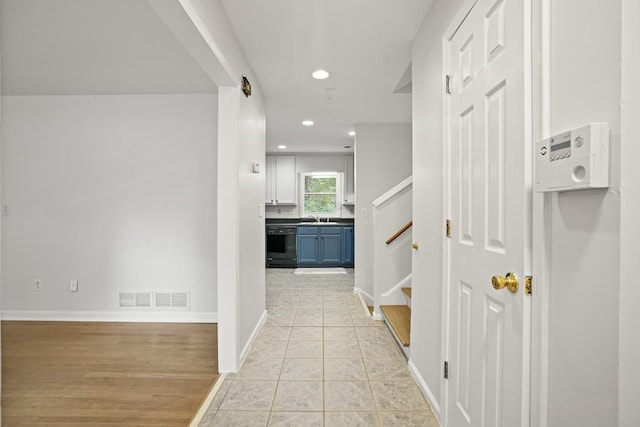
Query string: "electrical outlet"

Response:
xmin=69 ymin=280 xmax=78 ymax=292
xmin=34 ymin=279 xmax=42 ymax=292
xmin=2 ymin=205 xmax=10 ymax=217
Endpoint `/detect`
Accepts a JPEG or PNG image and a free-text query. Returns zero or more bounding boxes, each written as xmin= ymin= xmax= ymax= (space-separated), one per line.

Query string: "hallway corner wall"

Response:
xmin=619 ymin=0 xmax=640 ymax=425
xmin=543 ymin=1 xmax=622 ymax=425
xmin=354 ymin=123 xmax=412 ymax=300
xmin=409 ymin=0 xmax=466 ymax=419
xmin=180 ymin=0 xmax=267 ymax=371
xmin=0 ymin=48 xmax=3 ymax=421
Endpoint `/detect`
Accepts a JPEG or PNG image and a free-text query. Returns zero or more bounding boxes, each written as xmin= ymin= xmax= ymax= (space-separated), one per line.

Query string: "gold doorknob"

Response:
xmin=412 ymin=242 xmax=419 ymax=250
xmin=491 ymin=272 xmax=519 ymax=293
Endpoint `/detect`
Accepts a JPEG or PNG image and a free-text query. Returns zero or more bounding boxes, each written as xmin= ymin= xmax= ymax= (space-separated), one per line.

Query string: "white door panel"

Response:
xmin=445 ymin=0 xmax=529 ymax=426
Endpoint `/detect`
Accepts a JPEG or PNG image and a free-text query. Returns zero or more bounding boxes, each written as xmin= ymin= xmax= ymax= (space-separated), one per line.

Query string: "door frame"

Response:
xmin=530 ymin=0 xmax=551 ymax=426
xmin=441 ymin=0 xmax=534 ymax=425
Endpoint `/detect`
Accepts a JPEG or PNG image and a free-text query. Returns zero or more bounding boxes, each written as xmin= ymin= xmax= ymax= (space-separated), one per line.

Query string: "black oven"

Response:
xmin=266 ymin=225 xmax=297 ymax=268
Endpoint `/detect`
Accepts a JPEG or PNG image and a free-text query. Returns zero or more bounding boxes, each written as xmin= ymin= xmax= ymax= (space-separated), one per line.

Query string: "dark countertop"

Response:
xmin=266 ymin=218 xmax=354 ymax=227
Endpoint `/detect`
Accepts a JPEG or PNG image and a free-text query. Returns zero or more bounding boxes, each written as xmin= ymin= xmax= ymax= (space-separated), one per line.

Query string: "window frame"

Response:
xmin=299 ymin=172 xmax=342 ymax=218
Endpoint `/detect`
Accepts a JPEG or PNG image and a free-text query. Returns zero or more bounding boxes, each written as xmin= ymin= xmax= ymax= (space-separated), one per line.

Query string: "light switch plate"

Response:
xmin=251 ymin=161 xmax=261 ymax=174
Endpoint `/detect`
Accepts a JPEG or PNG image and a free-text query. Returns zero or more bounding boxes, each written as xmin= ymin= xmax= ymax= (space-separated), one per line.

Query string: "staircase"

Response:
xmin=364 ymin=175 xmax=413 ymax=357
xmin=380 ymin=286 xmax=412 ymax=352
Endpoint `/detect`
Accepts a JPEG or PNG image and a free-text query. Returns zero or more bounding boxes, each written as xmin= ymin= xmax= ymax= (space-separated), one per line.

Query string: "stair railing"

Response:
xmin=385 ymin=221 xmax=413 ymax=245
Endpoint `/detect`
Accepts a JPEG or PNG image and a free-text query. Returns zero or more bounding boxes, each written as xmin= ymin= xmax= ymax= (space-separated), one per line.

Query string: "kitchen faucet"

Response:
xmin=309 ymin=214 xmax=320 ymax=222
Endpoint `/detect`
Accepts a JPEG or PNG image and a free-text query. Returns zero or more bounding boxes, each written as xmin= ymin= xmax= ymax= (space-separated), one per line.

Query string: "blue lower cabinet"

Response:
xmin=319 ymin=228 xmax=342 ymax=265
xmin=341 ymin=226 xmax=354 ymax=266
xmin=297 ymin=227 xmax=319 ymax=264
xmin=297 ymin=225 xmax=354 ymax=267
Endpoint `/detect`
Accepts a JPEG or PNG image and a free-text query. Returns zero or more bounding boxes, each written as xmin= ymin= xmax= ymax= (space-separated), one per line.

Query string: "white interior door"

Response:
xmin=445 ymin=0 xmax=530 ymax=426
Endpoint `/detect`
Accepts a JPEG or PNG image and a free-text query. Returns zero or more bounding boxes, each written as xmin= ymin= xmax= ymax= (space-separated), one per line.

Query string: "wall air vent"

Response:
xmin=171 ymin=292 xmax=189 ymax=309
xmin=154 ymin=292 xmax=190 ymax=310
xmin=135 ymin=292 xmax=152 ymax=308
xmin=155 ymin=292 xmax=172 ymax=308
xmin=119 ymin=292 xmax=190 ymax=310
xmin=119 ymin=293 xmax=135 ymax=308
xmin=118 ymin=292 xmax=153 ymax=309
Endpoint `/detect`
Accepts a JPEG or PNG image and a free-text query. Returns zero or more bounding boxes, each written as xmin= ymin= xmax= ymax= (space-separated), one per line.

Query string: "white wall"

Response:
xmin=237 ymin=87 xmax=267 ymax=360
xmin=619 ymin=1 xmax=640 ymax=425
xmin=0 ymin=49 xmax=3 ymax=421
xmin=0 ymin=94 xmax=218 ymax=321
xmin=178 ymin=0 xmax=268 ymax=371
xmin=544 ymin=1 xmax=621 ymax=425
xmin=409 ymin=0 xmax=465 ymax=418
xmin=354 ymin=123 xmax=411 ymax=299
xmin=265 ymin=154 xmax=354 ymax=219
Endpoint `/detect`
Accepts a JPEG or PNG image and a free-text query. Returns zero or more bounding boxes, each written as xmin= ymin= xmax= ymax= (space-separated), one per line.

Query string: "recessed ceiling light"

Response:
xmin=302 ymin=120 xmax=314 ymax=126
xmin=348 ymin=131 xmax=356 ymax=137
xmin=312 ymin=69 xmax=330 ymax=80
xmin=278 ymin=145 xmax=287 ymax=149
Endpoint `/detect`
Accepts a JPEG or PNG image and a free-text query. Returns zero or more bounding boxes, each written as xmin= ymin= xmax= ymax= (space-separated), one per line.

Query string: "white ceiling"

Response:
xmin=0 ymin=0 xmax=432 ymax=153
xmin=0 ymin=0 xmax=216 ymax=95
xmin=220 ymin=0 xmax=433 ymax=153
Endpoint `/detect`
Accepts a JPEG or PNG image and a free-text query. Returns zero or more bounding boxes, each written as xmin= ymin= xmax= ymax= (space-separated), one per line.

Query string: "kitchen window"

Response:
xmin=300 ymin=172 xmax=341 ymax=218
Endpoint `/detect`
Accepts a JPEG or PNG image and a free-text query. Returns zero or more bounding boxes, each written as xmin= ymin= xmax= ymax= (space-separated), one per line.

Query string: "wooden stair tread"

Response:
xmin=367 ymin=305 xmax=374 ymax=315
xmin=380 ymin=305 xmax=411 ymax=347
xmin=401 ymin=287 xmax=412 ymax=298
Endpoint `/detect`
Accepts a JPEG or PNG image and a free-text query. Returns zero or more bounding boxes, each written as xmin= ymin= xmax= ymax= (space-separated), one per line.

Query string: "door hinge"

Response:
xmin=525 ymin=276 xmax=533 ymax=295
xmin=445 ymin=75 xmax=451 ymax=94
xmin=446 ymin=219 xmax=452 ymax=238
xmin=444 ymin=361 xmax=449 ymax=379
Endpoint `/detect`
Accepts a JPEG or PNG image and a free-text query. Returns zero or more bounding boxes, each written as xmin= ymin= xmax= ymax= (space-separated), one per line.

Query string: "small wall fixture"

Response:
xmin=241 ymin=76 xmax=252 ymax=97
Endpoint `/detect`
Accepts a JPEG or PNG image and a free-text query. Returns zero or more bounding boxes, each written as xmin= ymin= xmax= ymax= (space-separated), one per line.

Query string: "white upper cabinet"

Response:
xmin=265 ymin=155 xmax=297 ymax=205
xmin=343 ymin=155 xmax=355 ymax=205
xmin=265 ymin=156 xmax=275 ymax=204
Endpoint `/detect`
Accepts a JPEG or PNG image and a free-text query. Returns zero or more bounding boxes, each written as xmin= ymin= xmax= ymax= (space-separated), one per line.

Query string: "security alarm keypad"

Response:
xmin=549 ymin=133 xmax=572 ymax=161
xmin=535 ymin=123 xmax=609 ymax=192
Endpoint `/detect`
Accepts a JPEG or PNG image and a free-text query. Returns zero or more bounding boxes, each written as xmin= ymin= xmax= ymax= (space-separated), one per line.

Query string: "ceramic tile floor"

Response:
xmin=198 ymin=268 xmax=439 ymax=427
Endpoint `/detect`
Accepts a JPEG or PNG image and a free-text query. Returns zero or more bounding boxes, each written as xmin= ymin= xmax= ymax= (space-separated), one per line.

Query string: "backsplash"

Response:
xmin=265 ymin=204 xmax=355 ymax=219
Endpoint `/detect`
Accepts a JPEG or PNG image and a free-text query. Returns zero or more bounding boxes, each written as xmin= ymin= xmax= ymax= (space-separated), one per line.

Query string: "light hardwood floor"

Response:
xmin=1 ymin=321 xmax=218 ymax=427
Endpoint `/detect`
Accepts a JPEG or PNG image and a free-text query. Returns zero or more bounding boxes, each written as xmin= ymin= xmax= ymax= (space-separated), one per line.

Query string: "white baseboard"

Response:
xmin=1 ymin=310 xmax=218 ymax=323
xmin=239 ymin=309 xmax=268 ymax=365
xmin=408 ymin=359 xmax=442 ymax=425
xmin=354 ymin=286 xmax=374 ymax=303
xmin=353 ymin=287 xmax=374 ymax=317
